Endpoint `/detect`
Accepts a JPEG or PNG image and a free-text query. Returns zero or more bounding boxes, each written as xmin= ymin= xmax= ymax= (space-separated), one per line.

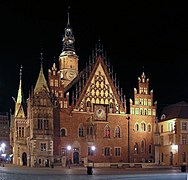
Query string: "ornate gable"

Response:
xmin=75 ymin=56 xmax=125 ymax=113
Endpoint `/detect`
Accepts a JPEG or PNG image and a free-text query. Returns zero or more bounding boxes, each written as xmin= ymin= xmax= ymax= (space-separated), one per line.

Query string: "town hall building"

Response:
xmin=10 ymin=13 xmax=157 ymax=167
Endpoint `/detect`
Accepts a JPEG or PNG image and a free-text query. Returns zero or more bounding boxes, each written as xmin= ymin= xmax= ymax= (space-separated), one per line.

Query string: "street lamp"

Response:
xmin=66 ymin=145 xmax=71 ymax=168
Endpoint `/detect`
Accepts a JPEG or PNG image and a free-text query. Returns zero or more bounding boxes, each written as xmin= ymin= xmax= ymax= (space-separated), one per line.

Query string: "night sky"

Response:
xmin=0 ymin=1 xmax=188 ymax=114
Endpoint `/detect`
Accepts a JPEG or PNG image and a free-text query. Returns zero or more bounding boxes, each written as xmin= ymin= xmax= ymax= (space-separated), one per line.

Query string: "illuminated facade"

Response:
xmin=10 ymin=13 xmax=157 ymax=167
xmin=158 ymin=101 xmax=188 ymax=166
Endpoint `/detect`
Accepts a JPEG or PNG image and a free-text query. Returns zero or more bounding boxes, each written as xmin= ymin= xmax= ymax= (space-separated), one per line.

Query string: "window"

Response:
xmin=44 ymin=119 xmax=49 ymax=129
xmin=140 ymin=87 xmax=143 ymax=94
xmin=182 ymin=134 xmax=187 ymax=145
xmin=134 ymin=143 xmax=138 ymax=154
xmin=141 ymin=122 xmax=146 ymax=131
xmin=140 ymin=99 xmax=143 ymax=105
xmin=144 ymin=99 xmax=147 ymax=106
xmin=64 ymin=101 xmax=68 ymax=108
xmin=161 ymin=125 xmax=163 ymax=133
xmin=149 ymin=145 xmax=152 ymax=154
xmin=79 ymin=125 xmax=84 ymax=137
xmin=135 ymin=98 xmax=139 ymax=105
xmin=182 ymin=152 xmax=186 ymax=162
xmin=131 ymin=108 xmax=134 ymax=115
xmin=104 ymin=147 xmax=110 ymax=156
xmin=41 ymin=143 xmax=46 ymax=151
xmin=87 ymin=126 xmax=93 ymax=135
xmin=38 ymin=119 xmax=43 ymax=129
xmin=135 ymin=123 xmax=139 ymax=131
xmin=141 ymin=140 xmax=145 ymax=153
xmin=104 ymin=125 xmax=110 ymax=138
xmin=169 ymin=135 xmax=173 ymax=145
xmin=182 ymin=122 xmax=187 ymax=130
xmin=148 ymin=99 xmax=151 ymax=106
xmin=60 ymin=128 xmax=66 ymax=137
xmin=147 ymin=124 xmax=151 ymax=132
xmin=148 ymin=109 xmax=151 ymax=115
xmin=144 ymin=88 xmax=147 ymax=94
xmin=115 ymin=126 xmax=120 ymax=138
xmin=135 ymin=108 xmax=139 ymax=115
xmin=115 ymin=147 xmax=121 ymax=156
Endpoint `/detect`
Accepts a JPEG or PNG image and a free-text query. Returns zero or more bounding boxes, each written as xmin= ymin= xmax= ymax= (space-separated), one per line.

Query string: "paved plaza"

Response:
xmin=0 ymin=164 xmax=188 ymax=180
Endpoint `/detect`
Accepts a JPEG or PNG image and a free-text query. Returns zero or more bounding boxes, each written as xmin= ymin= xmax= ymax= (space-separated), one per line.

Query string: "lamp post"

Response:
xmin=66 ymin=145 xmax=71 ymax=168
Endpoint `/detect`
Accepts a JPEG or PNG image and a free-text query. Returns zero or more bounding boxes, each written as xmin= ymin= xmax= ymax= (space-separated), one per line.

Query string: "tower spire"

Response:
xmin=15 ymin=65 xmax=26 ymax=118
xmin=60 ymin=7 xmax=75 ymax=55
xmin=16 ymin=65 xmax=23 ymax=104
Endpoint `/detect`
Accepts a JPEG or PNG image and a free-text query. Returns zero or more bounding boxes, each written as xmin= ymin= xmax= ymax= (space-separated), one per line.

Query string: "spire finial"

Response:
xmin=40 ymin=49 xmax=43 ymax=65
xmin=67 ymin=6 xmax=70 ymax=26
xmin=142 ymin=65 xmax=145 ymax=72
xmin=20 ymin=65 xmax=23 ymax=81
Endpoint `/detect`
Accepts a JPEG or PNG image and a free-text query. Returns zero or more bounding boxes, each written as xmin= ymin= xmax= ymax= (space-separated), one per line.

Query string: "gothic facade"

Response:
xmin=10 ymin=14 xmax=157 ymax=167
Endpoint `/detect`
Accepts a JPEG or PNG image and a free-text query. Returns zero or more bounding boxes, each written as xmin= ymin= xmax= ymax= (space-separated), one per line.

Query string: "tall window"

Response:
xmin=161 ymin=125 xmax=163 ymax=133
xmin=104 ymin=147 xmax=110 ymax=156
xmin=149 ymin=145 xmax=152 ymax=154
xmin=134 ymin=143 xmax=138 ymax=154
xmin=44 ymin=119 xmax=49 ymax=129
xmin=60 ymin=128 xmax=66 ymax=137
xmin=160 ymin=136 xmax=164 ymax=145
xmin=135 ymin=123 xmax=139 ymax=131
xmin=147 ymin=124 xmax=151 ymax=132
xmin=104 ymin=125 xmax=110 ymax=138
xmin=182 ymin=152 xmax=186 ymax=162
xmin=79 ymin=125 xmax=84 ymax=137
xmin=115 ymin=126 xmax=120 ymax=138
xmin=182 ymin=134 xmax=187 ymax=145
xmin=115 ymin=147 xmax=121 ymax=156
xmin=141 ymin=122 xmax=146 ymax=131
xmin=87 ymin=126 xmax=93 ymax=135
xmin=38 ymin=119 xmax=43 ymax=129
xmin=169 ymin=135 xmax=173 ymax=145
xmin=182 ymin=122 xmax=187 ymax=130
xmin=141 ymin=140 xmax=145 ymax=153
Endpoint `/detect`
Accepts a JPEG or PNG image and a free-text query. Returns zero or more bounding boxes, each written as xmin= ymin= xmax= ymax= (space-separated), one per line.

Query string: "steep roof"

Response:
xmin=34 ymin=64 xmax=49 ymax=94
xmin=160 ymin=101 xmax=188 ymax=120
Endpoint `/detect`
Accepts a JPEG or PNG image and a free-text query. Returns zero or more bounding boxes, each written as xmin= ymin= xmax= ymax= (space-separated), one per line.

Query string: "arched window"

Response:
xmin=104 ymin=125 xmax=110 ymax=138
xmin=141 ymin=140 xmax=145 ymax=153
xmin=141 ymin=122 xmax=146 ymax=131
xmin=87 ymin=126 xmax=93 ymax=135
xmin=115 ymin=126 xmax=120 ymax=138
xmin=147 ymin=124 xmax=151 ymax=132
xmin=78 ymin=125 xmax=84 ymax=137
xmin=60 ymin=128 xmax=66 ymax=137
xmin=134 ymin=143 xmax=138 ymax=154
xmin=135 ymin=123 xmax=139 ymax=131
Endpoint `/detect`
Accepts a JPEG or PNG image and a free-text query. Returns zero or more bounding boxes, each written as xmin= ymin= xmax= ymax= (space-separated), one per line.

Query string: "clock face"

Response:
xmin=94 ymin=105 xmax=107 ymax=120
xmin=66 ymin=70 xmax=76 ymax=80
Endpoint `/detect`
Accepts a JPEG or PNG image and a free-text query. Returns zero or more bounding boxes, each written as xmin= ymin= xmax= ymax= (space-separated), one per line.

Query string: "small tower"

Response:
xmin=59 ymin=9 xmax=79 ymax=87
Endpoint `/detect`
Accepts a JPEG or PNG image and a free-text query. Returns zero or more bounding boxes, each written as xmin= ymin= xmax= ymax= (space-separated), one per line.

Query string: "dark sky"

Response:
xmin=0 ymin=1 xmax=188 ymax=113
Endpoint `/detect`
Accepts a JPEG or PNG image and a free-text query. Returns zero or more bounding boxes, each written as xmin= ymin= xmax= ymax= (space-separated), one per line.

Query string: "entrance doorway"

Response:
xmin=22 ymin=152 xmax=27 ymax=166
xmin=73 ymin=151 xmax=79 ymax=164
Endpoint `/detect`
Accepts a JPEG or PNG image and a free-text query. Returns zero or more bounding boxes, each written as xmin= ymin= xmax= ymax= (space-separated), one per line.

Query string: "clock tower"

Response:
xmin=59 ymin=11 xmax=78 ymax=87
